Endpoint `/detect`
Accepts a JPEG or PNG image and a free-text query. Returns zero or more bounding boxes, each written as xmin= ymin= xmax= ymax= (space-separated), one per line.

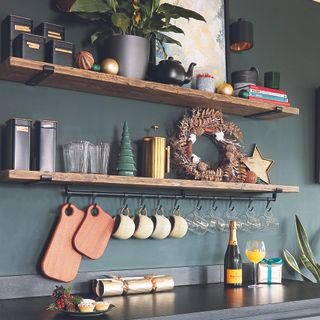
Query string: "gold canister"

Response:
xmin=142 ymin=126 xmax=170 ymax=179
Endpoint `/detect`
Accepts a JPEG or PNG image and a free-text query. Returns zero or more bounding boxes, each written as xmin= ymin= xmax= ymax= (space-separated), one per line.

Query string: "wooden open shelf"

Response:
xmin=0 ymin=57 xmax=299 ymax=120
xmin=0 ymin=170 xmax=299 ymax=193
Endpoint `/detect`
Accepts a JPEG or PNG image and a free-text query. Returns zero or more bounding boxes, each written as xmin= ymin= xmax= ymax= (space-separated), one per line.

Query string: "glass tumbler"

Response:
xmin=89 ymin=143 xmax=99 ymax=173
xmin=98 ymin=142 xmax=110 ymax=174
xmin=63 ymin=141 xmax=90 ymax=173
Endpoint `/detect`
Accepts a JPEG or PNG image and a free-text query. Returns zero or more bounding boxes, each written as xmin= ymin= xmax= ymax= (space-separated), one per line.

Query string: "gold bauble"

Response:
xmin=217 ymin=82 xmax=234 ymax=96
xmin=101 ymin=58 xmax=119 ymax=75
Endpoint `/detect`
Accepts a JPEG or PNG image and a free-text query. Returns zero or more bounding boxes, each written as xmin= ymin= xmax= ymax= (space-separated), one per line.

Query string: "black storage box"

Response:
xmin=33 ymin=120 xmax=57 ymax=172
xmin=5 ymin=118 xmax=32 ymax=170
xmin=13 ymin=33 xmax=46 ymax=61
xmin=35 ymin=22 xmax=65 ymax=41
xmin=46 ymin=40 xmax=74 ymax=66
xmin=1 ymin=14 xmax=33 ymax=61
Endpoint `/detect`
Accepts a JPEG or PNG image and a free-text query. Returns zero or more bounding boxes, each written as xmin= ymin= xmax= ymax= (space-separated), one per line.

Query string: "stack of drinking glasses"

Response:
xmin=63 ymin=141 xmax=110 ymax=174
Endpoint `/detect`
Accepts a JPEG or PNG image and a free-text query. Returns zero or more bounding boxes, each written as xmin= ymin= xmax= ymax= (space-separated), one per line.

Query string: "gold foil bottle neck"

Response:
xmin=229 ymin=220 xmax=237 ymax=230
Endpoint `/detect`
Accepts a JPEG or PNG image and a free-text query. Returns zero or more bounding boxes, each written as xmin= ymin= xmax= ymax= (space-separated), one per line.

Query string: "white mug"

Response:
xmin=151 ymin=206 xmax=171 ymax=240
xmin=113 ymin=206 xmax=135 ymax=240
xmin=133 ymin=206 xmax=154 ymax=240
xmin=169 ymin=207 xmax=188 ymax=239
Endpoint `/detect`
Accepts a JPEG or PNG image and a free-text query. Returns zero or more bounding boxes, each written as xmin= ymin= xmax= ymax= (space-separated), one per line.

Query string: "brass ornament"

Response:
xmin=101 ymin=58 xmax=119 ymax=75
xmin=171 ymin=107 xmax=245 ymax=182
xmin=217 ymin=82 xmax=234 ymax=96
xmin=243 ymin=145 xmax=274 ymax=184
xmin=75 ymin=51 xmax=94 ymax=70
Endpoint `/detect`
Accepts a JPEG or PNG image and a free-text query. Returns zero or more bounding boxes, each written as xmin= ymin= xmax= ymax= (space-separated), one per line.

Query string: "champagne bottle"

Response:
xmin=224 ymin=220 xmax=242 ymax=287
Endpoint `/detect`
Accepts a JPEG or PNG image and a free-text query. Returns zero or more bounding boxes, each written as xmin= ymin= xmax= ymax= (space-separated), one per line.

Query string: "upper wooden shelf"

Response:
xmin=0 ymin=170 xmax=299 ymax=193
xmin=0 ymin=57 xmax=299 ymax=120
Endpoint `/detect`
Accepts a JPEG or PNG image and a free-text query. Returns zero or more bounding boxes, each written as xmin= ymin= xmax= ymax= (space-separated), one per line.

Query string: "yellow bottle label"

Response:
xmin=226 ymin=269 xmax=242 ymax=284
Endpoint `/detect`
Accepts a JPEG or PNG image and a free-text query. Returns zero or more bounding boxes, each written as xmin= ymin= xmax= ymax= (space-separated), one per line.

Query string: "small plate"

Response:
xmin=57 ymin=304 xmax=115 ymax=317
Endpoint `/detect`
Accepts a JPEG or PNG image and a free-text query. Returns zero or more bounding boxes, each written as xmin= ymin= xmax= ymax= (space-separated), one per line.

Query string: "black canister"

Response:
xmin=13 ymin=33 xmax=46 ymax=62
xmin=46 ymin=40 xmax=74 ymax=66
xmin=231 ymin=67 xmax=259 ymax=89
xmin=5 ymin=118 xmax=32 ymax=170
xmin=35 ymin=22 xmax=65 ymax=41
xmin=1 ymin=14 xmax=33 ymax=61
xmin=33 ymin=120 xmax=57 ymax=172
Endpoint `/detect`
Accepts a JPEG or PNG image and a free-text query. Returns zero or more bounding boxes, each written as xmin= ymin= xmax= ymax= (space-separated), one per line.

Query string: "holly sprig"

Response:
xmin=47 ymin=285 xmax=83 ymax=312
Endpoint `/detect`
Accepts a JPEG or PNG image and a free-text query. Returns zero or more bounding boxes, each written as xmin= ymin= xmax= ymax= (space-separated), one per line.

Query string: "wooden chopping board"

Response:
xmin=41 ymin=204 xmax=85 ymax=282
xmin=73 ymin=204 xmax=114 ymax=259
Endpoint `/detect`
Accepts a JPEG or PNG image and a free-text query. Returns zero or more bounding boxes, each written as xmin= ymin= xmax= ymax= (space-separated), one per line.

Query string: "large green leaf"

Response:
xmin=157 ymin=3 xmax=206 ymax=22
xmin=71 ymin=0 xmax=113 ymax=13
xmin=300 ymin=253 xmax=320 ymax=282
xmin=154 ymin=32 xmax=181 ymax=46
xmin=161 ymin=24 xmax=184 ymax=34
xmin=76 ymin=12 xmax=108 ymax=21
xmin=283 ymin=249 xmax=313 ymax=282
xmin=111 ymin=12 xmax=130 ymax=34
xmin=151 ymin=0 xmax=160 ymax=13
xmin=295 ymin=215 xmax=317 ymax=265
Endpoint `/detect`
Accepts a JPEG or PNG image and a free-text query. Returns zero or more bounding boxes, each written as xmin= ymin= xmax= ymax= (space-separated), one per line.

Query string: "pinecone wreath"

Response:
xmin=171 ymin=107 xmax=246 ymax=182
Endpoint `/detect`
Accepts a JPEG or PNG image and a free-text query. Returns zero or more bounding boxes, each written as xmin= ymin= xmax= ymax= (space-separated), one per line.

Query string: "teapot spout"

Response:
xmin=184 ymin=62 xmax=197 ymax=83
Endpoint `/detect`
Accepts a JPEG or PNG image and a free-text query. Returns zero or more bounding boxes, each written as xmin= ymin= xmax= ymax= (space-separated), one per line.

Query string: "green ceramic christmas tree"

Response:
xmin=117 ymin=121 xmax=136 ymax=176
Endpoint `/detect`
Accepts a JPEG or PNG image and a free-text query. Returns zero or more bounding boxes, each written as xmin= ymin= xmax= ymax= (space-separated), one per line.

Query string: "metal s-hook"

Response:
xmin=265 ymin=199 xmax=271 ymax=210
xmin=247 ymin=198 xmax=254 ymax=212
xmin=211 ymin=198 xmax=218 ymax=211
xmin=196 ymin=197 xmax=202 ymax=211
xmin=156 ymin=195 xmax=163 ymax=209
xmin=229 ymin=198 xmax=235 ymax=211
xmin=173 ymin=195 xmax=179 ymax=209
xmin=139 ymin=194 xmax=145 ymax=207
xmin=122 ymin=193 xmax=128 ymax=207
xmin=91 ymin=193 xmax=97 ymax=207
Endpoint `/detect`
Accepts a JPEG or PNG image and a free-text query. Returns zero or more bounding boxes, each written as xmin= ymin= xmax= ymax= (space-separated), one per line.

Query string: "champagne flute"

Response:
xmin=245 ymin=240 xmax=266 ymax=288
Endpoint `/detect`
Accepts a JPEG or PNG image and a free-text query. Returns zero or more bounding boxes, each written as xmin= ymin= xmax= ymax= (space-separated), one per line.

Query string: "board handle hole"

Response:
xmin=65 ymin=206 xmax=74 ymax=216
xmin=91 ymin=206 xmax=99 ymax=216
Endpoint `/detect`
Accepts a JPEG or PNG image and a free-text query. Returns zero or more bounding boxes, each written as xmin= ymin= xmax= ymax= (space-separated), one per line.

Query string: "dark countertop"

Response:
xmin=1 ymin=281 xmax=320 ymax=320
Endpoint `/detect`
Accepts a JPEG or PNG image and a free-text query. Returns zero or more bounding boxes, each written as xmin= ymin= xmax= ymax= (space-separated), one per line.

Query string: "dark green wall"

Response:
xmin=0 ymin=0 xmax=318 ymax=277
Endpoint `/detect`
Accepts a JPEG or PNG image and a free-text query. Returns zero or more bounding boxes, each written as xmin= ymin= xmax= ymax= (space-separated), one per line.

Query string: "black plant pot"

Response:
xmin=104 ymin=35 xmax=150 ymax=80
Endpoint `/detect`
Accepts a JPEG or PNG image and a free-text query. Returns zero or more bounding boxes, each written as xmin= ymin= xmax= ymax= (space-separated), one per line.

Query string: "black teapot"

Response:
xmin=149 ymin=56 xmax=196 ymax=86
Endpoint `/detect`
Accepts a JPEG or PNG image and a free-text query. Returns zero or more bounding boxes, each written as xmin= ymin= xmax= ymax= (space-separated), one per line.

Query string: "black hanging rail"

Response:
xmin=64 ymin=185 xmax=280 ymax=203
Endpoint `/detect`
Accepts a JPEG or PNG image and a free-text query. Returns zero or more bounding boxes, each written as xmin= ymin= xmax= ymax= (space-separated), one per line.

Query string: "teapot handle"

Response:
xmin=149 ymin=34 xmax=157 ymax=65
xmin=250 ymin=66 xmax=260 ymax=78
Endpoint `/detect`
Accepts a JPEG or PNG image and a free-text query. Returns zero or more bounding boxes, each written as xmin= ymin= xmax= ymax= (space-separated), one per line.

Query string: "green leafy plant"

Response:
xmin=283 ymin=215 xmax=320 ymax=282
xmin=56 ymin=0 xmax=206 ymax=46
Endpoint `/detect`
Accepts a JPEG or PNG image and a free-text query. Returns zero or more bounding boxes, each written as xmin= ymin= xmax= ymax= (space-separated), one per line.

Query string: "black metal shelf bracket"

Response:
xmin=245 ymin=106 xmax=283 ymax=119
xmin=25 ymin=65 xmax=55 ymax=86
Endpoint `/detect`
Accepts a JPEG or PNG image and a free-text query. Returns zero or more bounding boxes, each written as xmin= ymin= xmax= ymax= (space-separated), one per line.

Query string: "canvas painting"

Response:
xmin=158 ymin=0 xmax=227 ymax=86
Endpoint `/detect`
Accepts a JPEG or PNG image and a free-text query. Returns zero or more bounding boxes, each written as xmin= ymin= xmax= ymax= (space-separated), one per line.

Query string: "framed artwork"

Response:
xmin=157 ymin=0 xmax=229 ymax=87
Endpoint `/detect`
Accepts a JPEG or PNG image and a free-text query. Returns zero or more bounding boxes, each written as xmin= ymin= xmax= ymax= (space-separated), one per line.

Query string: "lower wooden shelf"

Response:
xmin=0 ymin=170 xmax=299 ymax=193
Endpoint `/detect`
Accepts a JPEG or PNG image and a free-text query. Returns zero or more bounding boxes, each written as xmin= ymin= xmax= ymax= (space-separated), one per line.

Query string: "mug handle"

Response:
xmin=138 ymin=205 xmax=148 ymax=216
xmin=120 ymin=205 xmax=131 ymax=216
xmin=156 ymin=205 xmax=165 ymax=216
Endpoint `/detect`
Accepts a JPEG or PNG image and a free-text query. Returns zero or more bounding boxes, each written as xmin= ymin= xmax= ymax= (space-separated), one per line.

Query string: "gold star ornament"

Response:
xmin=243 ymin=145 xmax=274 ymax=184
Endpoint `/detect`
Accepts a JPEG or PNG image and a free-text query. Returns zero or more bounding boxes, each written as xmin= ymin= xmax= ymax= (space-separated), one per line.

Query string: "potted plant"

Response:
xmin=55 ymin=0 xmax=205 ymax=79
xmin=283 ymin=215 xmax=320 ymax=282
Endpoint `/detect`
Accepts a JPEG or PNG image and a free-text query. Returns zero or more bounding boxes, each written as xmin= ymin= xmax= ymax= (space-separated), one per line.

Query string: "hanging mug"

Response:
xmin=113 ymin=205 xmax=135 ymax=240
xmin=151 ymin=206 xmax=171 ymax=240
xmin=133 ymin=205 xmax=154 ymax=239
xmin=169 ymin=206 xmax=188 ymax=239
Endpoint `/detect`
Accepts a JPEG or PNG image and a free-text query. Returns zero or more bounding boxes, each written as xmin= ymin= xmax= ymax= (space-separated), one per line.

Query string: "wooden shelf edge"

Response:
xmin=0 ymin=170 xmax=299 ymax=193
xmin=0 ymin=58 xmax=299 ymax=119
